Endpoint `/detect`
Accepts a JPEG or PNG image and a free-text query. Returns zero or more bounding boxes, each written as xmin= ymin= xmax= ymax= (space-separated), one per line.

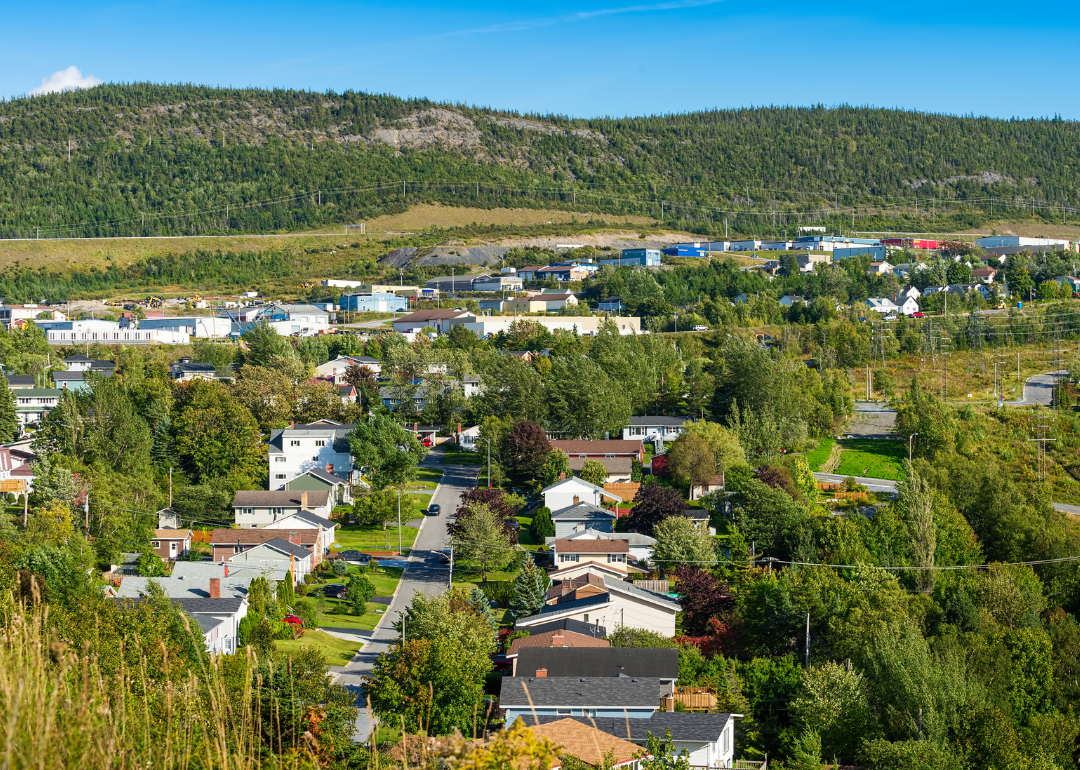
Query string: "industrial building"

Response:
xmin=661 ymin=244 xmax=709 ymax=258
xmin=599 ymin=249 xmax=661 ymax=267
xmin=339 ymin=292 xmax=408 ymax=313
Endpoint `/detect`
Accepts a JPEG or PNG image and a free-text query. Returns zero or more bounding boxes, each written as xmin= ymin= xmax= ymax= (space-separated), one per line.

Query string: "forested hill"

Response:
xmin=2 ymin=83 xmax=1079 ymax=238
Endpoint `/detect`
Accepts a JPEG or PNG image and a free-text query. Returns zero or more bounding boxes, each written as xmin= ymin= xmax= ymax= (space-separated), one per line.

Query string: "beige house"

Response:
xmin=569 ymin=456 xmax=632 ymax=483
xmin=551 ymin=538 xmax=646 ymax=576
xmin=504 ymin=293 xmax=579 ymax=313
xmin=150 ymin=529 xmax=193 ymax=561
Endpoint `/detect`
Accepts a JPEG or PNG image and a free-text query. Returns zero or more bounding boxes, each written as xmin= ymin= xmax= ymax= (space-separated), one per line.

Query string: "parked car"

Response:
xmin=422 ymin=438 xmax=434 ymax=448
xmin=693 ymin=325 xmax=708 ymax=331
xmin=912 ymin=311 xmax=925 ymax=318
xmin=283 ymin=614 xmax=303 ymax=627
xmin=323 ymin=583 xmax=348 ymax=599
xmin=427 ymin=503 xmax=441 ymax=516
xmin=337 ymin=550 xmax=371 ymax=564
xmin=504 ymin=518 xmax=521 ymax=532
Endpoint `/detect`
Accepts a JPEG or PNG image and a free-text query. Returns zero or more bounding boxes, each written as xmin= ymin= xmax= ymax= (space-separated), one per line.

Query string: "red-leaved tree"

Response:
xmin=451 ymin=487 xmax=519 ymax=544
xmin=506 ymin=420 xmax=551 ymax=482
xmin=624 ymin=484 xmax=688 ymax=536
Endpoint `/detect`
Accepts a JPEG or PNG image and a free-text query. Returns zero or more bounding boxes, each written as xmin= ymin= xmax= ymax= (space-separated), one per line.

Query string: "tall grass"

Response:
xmin=0 ymin=601 xmax=273 ymax=770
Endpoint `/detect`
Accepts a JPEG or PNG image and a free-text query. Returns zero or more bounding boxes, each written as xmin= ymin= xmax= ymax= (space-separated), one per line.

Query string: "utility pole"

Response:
xmin=908 ymin=432 xmax=918 ymax=461
xmin=168 ymin=467 xmax=173 ymax=508
xmin=805 ymin=613 xmax=811 ymax=671
xmin=397 ymin=489 xmax=403 ymax=556
xmin=84 ymin=493 xmax=90 ymax=538
xmin=448 ymin=540 xmax=454 ymax=590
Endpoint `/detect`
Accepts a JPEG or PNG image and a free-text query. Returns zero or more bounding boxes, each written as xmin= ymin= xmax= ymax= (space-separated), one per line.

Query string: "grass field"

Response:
xmin=806 ymin=438 xmax=836 ymax=472
xmin=441 ymin=448 xmax=483 ymax=465
xmin=408 ymin=466 xmax=444 ymax=490
xmin=276 ymin=630 xmax=364 ymax=666
xmin=834 ymin=439 xmax=907 ymax=481
xmin=333 ymin=497 xmax=428 ymax=551
xmin=366 ymin=202 xmax=653 ymax=231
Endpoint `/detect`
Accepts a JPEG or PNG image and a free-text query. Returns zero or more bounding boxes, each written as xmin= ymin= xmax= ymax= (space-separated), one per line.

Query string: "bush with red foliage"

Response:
xmin=676 ymin=617 xmax=738 ymax=658
xmin=673 ymin=566 xmax=734 ymax=635
xmin=753 ymin=465 xmax=801 ymax=500
xmin=624 ymin=484 xmax=689 ymax=535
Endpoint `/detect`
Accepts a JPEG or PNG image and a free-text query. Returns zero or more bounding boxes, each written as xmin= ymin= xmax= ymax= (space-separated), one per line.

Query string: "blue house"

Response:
xmin=833 ymin=245 xmax=887 ymax=261
xmin=339 ymin=292 xmax=407 ymax=313
xmin=598 ymin=297 xmax=623 ymax=312
xmin=500 ymin=676 xmax=666 ymax=725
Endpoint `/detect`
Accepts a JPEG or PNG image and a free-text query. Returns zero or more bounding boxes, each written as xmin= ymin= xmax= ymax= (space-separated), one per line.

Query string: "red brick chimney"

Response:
xmin=300 ymin=491 xmax=308 ymax=509
xmin=414 ymin=422 xmax=419 ymax=432
xmin=208 ymin=578 xmax=220 ymax=599
xmin=535 ymin=668 xmax=547 ymax=678
xmin=289 ymin=530 xmax=300 ymax=544
xmin=552 ymin=633 xmax=564 ymax=646
xmin=664 ymin=695 xmax=675 ymax=713
xmin=325 ymin=463 xmax=333 ymax=473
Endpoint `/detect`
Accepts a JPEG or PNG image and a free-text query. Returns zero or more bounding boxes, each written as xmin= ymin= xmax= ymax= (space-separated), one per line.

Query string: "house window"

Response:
xmin=583 ymin=614 xmax=589 ymax=623
xmin=240 ymin=508 xmax=253 ymax=516
xmin=556 ymin=709 xmax=571 ymax=716
xmin=315 ymin=440 xmax=326 ymax=448
xmin=271 ymin=507 xmax=284 ymax=516
xmin=607 ymin=554 xmax=625 ymax=563
xmin=151 ymin=541 xmax=160 ymax=548
xmin=290 ymin=440 xmax=300 ymax=447
xmin=275 ymin=474 xmax=286 ymax=480
xmin=560 ymin=554 xmax=579 ymax=563
xmin=605 ymin=454 xmax=615 ymax=459
xmin=275 ymin=456 xmax=286 ymax=463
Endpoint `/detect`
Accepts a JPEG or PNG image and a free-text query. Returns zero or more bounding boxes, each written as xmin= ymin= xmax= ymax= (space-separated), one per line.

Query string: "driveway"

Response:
xmin=1007 ymin=371 xmax=1065 ymax=406
xmin=844 ymin=401 xmax=898 ymax=437
xmin=334 ymin=449 xmax=479 ymax=742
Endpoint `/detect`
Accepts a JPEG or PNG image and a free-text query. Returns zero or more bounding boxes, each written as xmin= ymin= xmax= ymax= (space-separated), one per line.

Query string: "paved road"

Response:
xmin=1006 ymin=371 xmax=1065 ymax=407
xmin=1053 ymin=502 xmax=1080 ymax=518
xmin=814 ymin=471 xmax=898 ymax=493
xmin=335 ymin=449 xmax=479 ymax=742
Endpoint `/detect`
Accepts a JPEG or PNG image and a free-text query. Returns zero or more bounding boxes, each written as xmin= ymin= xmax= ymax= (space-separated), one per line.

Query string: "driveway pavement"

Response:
xmin=334 ymin=448 xmax=478 ymax=743
xmin=813 ymin=472 xmax=898 ymax=493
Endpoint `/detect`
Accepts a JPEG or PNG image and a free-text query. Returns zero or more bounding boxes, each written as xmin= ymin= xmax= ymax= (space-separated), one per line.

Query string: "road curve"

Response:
xmin=1006 ymin=371 xmax=1065 ymax=407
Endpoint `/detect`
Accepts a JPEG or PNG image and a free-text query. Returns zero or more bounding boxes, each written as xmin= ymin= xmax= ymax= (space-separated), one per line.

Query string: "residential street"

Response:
xmin=813 ymin=471 xmax=898 ymax=493
xmin=334 ymin=448 xmax=479 ymax=743
xmin=1006 ymin=371 xmax=1065 ymax=406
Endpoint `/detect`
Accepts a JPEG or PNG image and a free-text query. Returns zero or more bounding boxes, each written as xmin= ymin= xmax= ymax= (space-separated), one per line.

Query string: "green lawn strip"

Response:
xmin=312 ymin=566 xmax=404 ymax=631
xmin=514 ymin=515 xmax=545 ymax=551
xmin=834 ymin=439 xmax=907 ymax=481
xmin=441 ymin=449 xmax=483 ymax=465
xmin=276 ymin=630 xmax=363 ymax=666
xmin=806 ymin=437 xmax=836 ymax=472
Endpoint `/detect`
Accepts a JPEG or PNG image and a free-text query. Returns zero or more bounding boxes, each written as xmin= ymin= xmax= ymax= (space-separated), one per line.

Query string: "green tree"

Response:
xmin=788 ymin=730 xmax=822 ymax=770
xmin=25 ymin=500 xmax=75 ymax=546
xmin=240 ymin=322 xmax=295 ymax=367
xmin=173 ymin=381 xmax=265 ymax=485
xmin=230 ymin=364 xmax=296 ymax=431
xmin=653 ymin=516 xmax=716 ymax=569
xmin=608 ymin=627 xmax=676 ymax=648
xmin=348 ymin=575 xmax=376 ymax=615
xmin=530 ymin=507 xmax=555 ymax=541
xmin=577 ymin=459 xmax=609 ymax=487
xmin=545 ymin=355 xmax=632 ymax=439
xmin=137 ymin=551 xmax=168 ymax=576
xmin=0 ymin=376 xmax=17 ymax=442
xmin=510 ymin=552 xmax=548 ymax=618
xmin=666 ymin=433 xmax=716 ymax=492
xmin=541 ymin=450 xmax=571 ymax=487
xmin=452 ymin=502 xmax=515 ymax=581
xmin=638 ymin=729 xmax=693 ymax=770
xmin=347 ymin=413 xmax=427 ymax=490
xmin=791 ymin=662 xmax=874 ymax=761
xmin=681 ymin=420 xmax=746 ymax=475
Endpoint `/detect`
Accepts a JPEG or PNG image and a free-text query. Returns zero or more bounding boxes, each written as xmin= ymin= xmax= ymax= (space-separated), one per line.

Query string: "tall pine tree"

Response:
xmin=510 ymin=551 xmax=549 ymax=619
xmin=0 ymin=377 xmax=16 ymax=443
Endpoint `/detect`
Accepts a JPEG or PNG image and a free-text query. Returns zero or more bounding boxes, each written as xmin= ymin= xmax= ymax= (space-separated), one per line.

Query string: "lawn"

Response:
xmin=834 ymin=439 xmax=907 ymax=481
xmin=514 ymin=514 xmax=544 ymax=550
xmin=276 ymin=630 xmax=363 ymax=666
xmin=314 ymin=566 xmax=404 ymax=631
xmin=806 ymin=438 xmax=836 ymax=472
xmin=441 ymin=448 xmax=483 ymax=465
xmin=334 ymin=494 xmax=431 ymax=551
xmin=408 ymin=466 xmax=444 ymax=490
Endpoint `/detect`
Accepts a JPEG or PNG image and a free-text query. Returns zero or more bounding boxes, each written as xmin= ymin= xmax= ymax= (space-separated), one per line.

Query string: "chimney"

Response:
xmin=208 ymin=578 xmax=220 ymax=599
xmin=664 ymin=695 xmax=675 ymax=712
xmin=552 ymin=633 xmax=564 ymax=646
xmin=300 ymin=491 xmax=308 ymax=509
xmin=573 ymin=495 xmax=580 ymax=505
xmin=223 ymin=563 xmax=228 ymax=578
xmin=535 ymin=668 xmax=547 ymax=678
xmin=326 ymin=463 xmax=334 ymax=473
xmin=289 ymin=530 xmax=300 ymax=544
xmin=414 ymin=422 xmax=419 ymax=432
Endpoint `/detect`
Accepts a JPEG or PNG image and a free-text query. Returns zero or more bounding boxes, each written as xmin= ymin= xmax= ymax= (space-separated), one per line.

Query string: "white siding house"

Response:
xmin=267 ymin=421 xmax=355 ymax=490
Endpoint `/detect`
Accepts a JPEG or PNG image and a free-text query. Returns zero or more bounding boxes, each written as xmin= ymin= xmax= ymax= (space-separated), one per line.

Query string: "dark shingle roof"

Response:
xmin=499 ymin=677 xmax=665 ymax=709
xmin=549 ymin=502 xmax=617 ymax=521
xmin=248 ymin=538 xmax=312 ymax=559
xmin=5 ymin=375 xmax=34 ymax=386
xmin=516 ymin=647 xmax=678 ymax=680
xmin=174 ymin=597 xmax=246 ymax=614
xmin=232 ymin=490 xmax=330 ymax=508
xmin=525 ymin=618 xmax=608 ymax=638
xmin=530 ymin=713 xmax=734 ymax=743
xmin=516 ymin=593 xmax=610 ymax=625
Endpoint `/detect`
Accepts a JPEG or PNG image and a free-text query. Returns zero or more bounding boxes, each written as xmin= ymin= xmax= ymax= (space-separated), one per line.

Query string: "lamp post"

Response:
xmin=476 ymin=437 xmax=492 ymax=489
xmin=397 ymin=488 xmax=403 ymax=556
xmin=908 ymin=432 xmax=919 ymax=462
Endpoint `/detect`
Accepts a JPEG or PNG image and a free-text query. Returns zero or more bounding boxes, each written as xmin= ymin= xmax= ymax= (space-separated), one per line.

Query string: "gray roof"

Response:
xmin=542 ymin=476 xmax=606 ymax=496
xmin=174 ymin=597 xmax=246 ymax=614
xmin=5 ymin=375 xmax=34 ymax=386
xmin=115 ymin=574 xmax=254 ymax=600
xmin=516 ymin=593 xmax=611 ymax=625
xmin=172 ymin=361 xmax=218 ymax=373
xmin=516 ymin=648 xmax=679 ymax=680
xmin=169 ymin=560 xmax=292 ymax=582
xmin=244 ymin=538 xmax=311 ymax=559
xmin=500 ymin=677 xmax=665 ymax=709
xmin=277 ymin=508 xmax=338 ymax=530
xmin=546 ymin=529 xmax=656 ymax=547
xmin=529 ymin=713 xmax=734 ymax=743
xmin=604 ymin=576 xmax=681 ymax=611
xmin=525 ymin=618 xmax=608 ymax=638
xmin=268 ymin=424 xmax=353 ymax=455
xmin=232 ymin=490 xmax=330 ymax=508
xmin=549 ymin=502 xmax=618 ymax=521
xmin=627 ymin=416 xmax=690 ymax=427
xmin=51 ymin=370 xmax=86 ymax=381
xmin=299 ymin=467 xmax=348 ymax=486
xmin=195 ymin=615 xmax=225 ymax=634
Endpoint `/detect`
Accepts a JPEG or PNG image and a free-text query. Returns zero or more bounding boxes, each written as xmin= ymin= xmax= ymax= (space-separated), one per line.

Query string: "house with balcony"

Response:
xmin=267 ymin=421 xmax=355 ymax=490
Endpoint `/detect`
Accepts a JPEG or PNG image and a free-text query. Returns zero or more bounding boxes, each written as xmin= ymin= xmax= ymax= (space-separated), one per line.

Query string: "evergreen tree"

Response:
xmin=510 ymin=552 xmax=549 ymax=619
xmin=0 ymin=377 xmax=17 ymax=443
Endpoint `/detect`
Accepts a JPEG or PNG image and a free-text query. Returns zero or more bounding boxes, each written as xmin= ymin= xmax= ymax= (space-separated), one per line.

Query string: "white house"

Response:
xmin=170 ymin=359 xmax=224 ymax=381
xmin=14 ymin=389 xmax=62 ymax=427
xmin=621 ymin=416 xmax=690 ymax=444
xmin=515 ymin=576 xmax=680 ymax=638
xmin=137 ymin=316 xmax=234 ymax=339
xmin=232 ymin=490 xmax=333 ymax=528
xmin=314 ymin=356 xmax=382 ymax=382
xmin=546 ymin=529 xmax=656 ymax=565
xmin=865 ymin=297 xmax=898 ymax=315
xmin=227 ymin=539 xmax=313 ymax=585
xmin=895 ymin=296 xmax=920 ymax=316
xmin=0 ymin=304 xmax=65 ymax=328
xmin=43 ymin=321 xmax=190 ymax=345
xmin=549 ymin=538 xmax=647 ymax=577
xmin=267 ymin=421 xmax=355 ymax=490
xmin=392 ymin=309 xmax=476 ymax=335
xmin=542 ymin=477 xmax=621 ymax=513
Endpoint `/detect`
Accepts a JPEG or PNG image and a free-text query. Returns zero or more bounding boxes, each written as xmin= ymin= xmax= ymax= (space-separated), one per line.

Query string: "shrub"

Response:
xmin=479 ymin=581 xmax=516 ymax=607
xmin=331 ymin=559 xmax=348 ymax=577
xmin=530 ymin=507 xmax=555 ymax=541
xmin=292 ymin=598 xmax=319 ymax=628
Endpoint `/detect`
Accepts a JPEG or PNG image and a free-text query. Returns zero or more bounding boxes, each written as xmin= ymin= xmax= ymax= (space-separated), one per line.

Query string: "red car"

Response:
xmin=912 ymin=312 xmax=925 ymax=318
xmin=283 ymin=614 xmax=303 ymax=627
xmin=422 ymin=438 xmax=434 ymax=447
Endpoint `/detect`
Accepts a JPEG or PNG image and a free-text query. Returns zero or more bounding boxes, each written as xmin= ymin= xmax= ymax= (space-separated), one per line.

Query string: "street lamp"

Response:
xmin=397 ymin=488 xmax=403 ymax=556
xmin=908 ymin=432 xmax=919 ymax=462
xmin=476 ymin=436 xmax=492 ymax=489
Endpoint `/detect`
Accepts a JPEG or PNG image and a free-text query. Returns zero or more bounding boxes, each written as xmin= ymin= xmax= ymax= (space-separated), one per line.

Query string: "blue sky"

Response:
xmin=5 ymin=0 xmax=1080 ymax=119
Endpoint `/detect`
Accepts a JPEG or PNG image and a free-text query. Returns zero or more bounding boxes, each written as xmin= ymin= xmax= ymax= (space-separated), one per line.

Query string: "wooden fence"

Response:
xmin=633 ymin=580 xmax=669 ymax=594
xmin=834 ymin=491 xmax=868 ymax=500
xmin=817 ymin=482 xmax=842 ymax=492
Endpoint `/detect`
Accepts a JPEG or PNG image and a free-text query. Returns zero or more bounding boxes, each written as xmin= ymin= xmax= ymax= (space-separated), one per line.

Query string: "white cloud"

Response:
xmin=29 ymin=66 xmax=103 ymax=96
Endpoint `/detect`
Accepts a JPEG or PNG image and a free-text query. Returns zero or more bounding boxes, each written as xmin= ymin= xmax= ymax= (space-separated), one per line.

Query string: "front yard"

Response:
xmin=276 ymin=630 xmax=364 ymax=666
xmin=314 ymin=565 xmax=404 ymax=631
xmin=833 ymin=439 xmax=907 ymax=480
